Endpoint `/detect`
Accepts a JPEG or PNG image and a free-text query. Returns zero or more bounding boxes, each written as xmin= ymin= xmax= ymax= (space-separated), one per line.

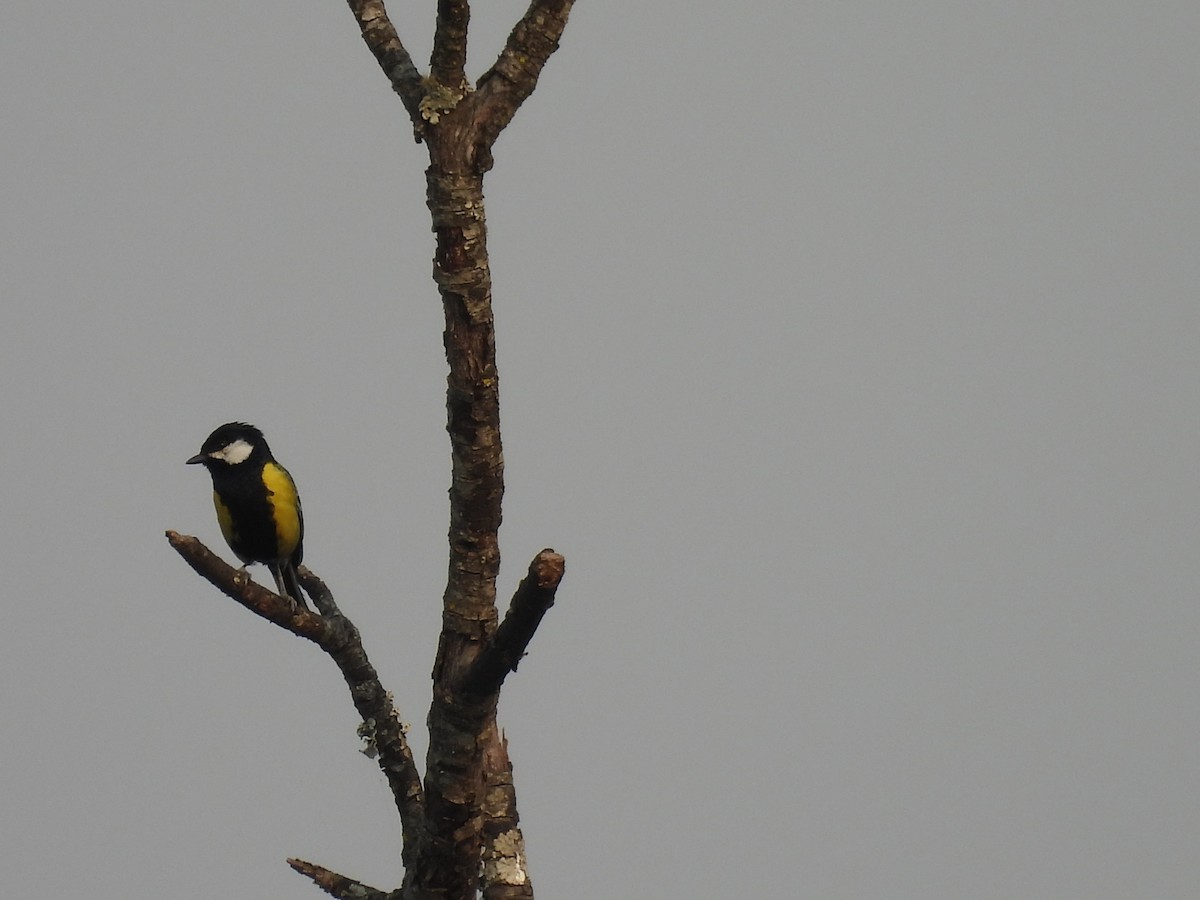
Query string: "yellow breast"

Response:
xmin=262 ymin=461 xmax=303 ymax=557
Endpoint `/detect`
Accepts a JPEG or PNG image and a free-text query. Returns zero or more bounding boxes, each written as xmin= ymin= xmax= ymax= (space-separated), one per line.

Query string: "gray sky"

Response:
xmin=3 ymin=2 xmax=1198 ymax=897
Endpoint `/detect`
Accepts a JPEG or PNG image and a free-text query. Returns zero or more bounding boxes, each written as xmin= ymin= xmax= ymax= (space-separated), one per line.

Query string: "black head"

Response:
xmin=186 ymin=422 xmax=273 ymax=469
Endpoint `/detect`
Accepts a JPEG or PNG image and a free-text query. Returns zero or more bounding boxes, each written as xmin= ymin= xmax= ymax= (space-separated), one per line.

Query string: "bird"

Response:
xmin=187 ymin=422 xmax=309 ymax=611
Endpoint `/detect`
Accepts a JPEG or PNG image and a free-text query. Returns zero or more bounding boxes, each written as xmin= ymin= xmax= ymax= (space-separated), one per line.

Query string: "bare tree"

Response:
xmin=167 ymin=2 xmax=577 ymax=897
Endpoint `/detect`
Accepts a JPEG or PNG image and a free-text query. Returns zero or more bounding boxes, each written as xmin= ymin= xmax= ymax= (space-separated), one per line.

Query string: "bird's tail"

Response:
xmin=269 ymin=561 xmax=310 ymax=612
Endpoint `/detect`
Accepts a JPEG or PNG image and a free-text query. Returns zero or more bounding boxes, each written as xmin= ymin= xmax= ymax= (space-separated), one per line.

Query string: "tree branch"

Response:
xmin=474 ymin=0 xmax=576 ymax=150
xmin=430 ymin=0 xmax=470 ymax=89
xmin=166 ymin=532 xmax=426 ymax=877
xmin=345 ymin=0 xmax=425 ymax=125
xmin=296 ymin=568 xmax=427 ymax=877
xmin=464 ymin=550 xmax=564 ymax=696
xmin=166 ymin=531 xmax=327 ymax=639
xmin=288 ymin=858 xmax=387 ymax=900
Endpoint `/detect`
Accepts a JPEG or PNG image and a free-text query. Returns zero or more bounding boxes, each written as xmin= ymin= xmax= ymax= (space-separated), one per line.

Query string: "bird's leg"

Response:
xmin=267 ymin=562 xmax=309 ymax=612
xmin=267 ymin=563 xmax=289 ymax=601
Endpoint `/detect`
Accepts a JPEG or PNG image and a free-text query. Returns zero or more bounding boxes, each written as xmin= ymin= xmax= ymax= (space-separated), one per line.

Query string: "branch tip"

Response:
xmin=288 ymin=858 xmax=386 ymax=900
xmin=531 ymin=548 xmax=565 ymax=589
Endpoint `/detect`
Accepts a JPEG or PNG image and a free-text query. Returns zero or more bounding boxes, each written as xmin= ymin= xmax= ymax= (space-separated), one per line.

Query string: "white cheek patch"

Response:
xmin=212 ymin=438 xmax=254 ymax=465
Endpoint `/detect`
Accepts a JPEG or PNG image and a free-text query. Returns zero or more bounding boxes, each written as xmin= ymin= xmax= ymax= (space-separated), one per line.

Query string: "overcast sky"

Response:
xmin=3 ymin=2 xmax=1198 ymax=897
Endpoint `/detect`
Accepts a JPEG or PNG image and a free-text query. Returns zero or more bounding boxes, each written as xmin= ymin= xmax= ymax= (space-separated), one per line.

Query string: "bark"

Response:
xmin=430 ymin=0 xmax=470 ymax=90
